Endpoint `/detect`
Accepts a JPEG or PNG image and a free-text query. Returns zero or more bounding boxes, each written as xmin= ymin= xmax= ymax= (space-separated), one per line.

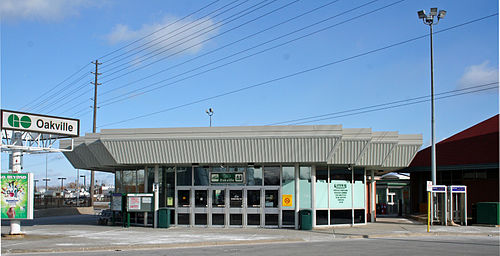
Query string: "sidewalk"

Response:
xmin=1 ymin=215 xmax=498 ymax=254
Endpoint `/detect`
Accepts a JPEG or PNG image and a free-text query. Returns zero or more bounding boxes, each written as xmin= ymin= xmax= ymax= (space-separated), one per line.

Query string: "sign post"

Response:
xmin=1 ymin=109 xmax=80 ymax=235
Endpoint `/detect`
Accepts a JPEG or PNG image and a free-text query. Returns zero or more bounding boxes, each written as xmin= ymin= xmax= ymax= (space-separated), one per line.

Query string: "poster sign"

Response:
xmin=1 ymin=173 xmax=34 ymax=219
xmin=282 ymin=194 xmax=293 ymax=207
xmin=128 ymin=196 xmax=141 ymax=210
xmin=210 ymin=172 xmax=244 ymax=184
xmin=111 ymin=193 xmax=123 ymax=211
xmin=1 ymin=109 xmax=79 ymax=137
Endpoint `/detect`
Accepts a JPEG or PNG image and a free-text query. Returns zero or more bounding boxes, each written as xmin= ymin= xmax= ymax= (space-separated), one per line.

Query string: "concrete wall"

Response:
xmin=34 ymin=207 xmax=94 ymax=218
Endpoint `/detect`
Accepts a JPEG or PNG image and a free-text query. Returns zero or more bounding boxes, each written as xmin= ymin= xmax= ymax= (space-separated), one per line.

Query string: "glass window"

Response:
xmin=330 ymin=168 xmax=351 ymax=182
xmin=330 ymin=209 xmax=352 ymax=225
xmin=265 ymin=190 xmax=278 ymax=208
xmin=354 ymin=209 xmax=365 ymax=223
xmin=212 ymin=189 xmax=225 ymax=207
xmin=137 ymin=169 xmax=145 ymax=192
xmin=247 ymin=190 xmax=261 ymax=208
xmin=177 ymin=167 xmax=192 ymax=186
xmin=164 ymin=167 xmax=175 ymax=207
xmin=264 ymin=166 xmax=280 ymax=186
xmin=316 ymin=210 xmax=328 ymax=225
xmin=247 ymin=214 xmax=260 ymax=226
xmin=299 ymin=166 xmax=311 ymax=209
xmin=246 ymin=166 xmax=262 ymax=186
xmin=178 ymin=213 xmax=190 ymax=225
xmin=195 ymin=190 xmax=207 ymax=207
xmin=282 ymin=210 xmax=295 ymax=226
xmin=146 ymin=167 xmax=155 ymax=193
xmin=123 ymin=170 xmax=137 ymax=193
xmin=212 ymin=214 xmax=225 ymax=225
xmin=316 ymin=166 xmax=329 ymax=209
xmin=178 ymin=190 xmax=190 ymax=207
xmin=230 ymin=214 xmax=242 ymax=225
xmin=354 ymin=168 xmax=364 ymax=183
xmin=230 ymin=190 xmax=243 ymax=208
xmin=282 ymin=166 xmax=295 ymax=208
xmin=115 ymin=171 xmax=122 ymax=193
xmin=194 ymin=167 xmax=209 ymax=186
xmin=195 ymin=214 xmax=207 ymax=225
xmin=265 ymin=214 xmax=278 ymax=226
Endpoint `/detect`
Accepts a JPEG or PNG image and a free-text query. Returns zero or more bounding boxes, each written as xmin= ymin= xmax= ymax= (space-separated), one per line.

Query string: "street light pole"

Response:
xmin=417 ymin=8 xmax=446 ymax=186
xmin=43 ymin=178 xmax=50 ymax=191
xmin=58 ymin=177 xmax=66 ymax=192
xmin=206 ymin=108 xmax=214 ymax=127
xmin=34 ymin=179 xmax=39 ymax=193
xmin=80 ymin=175 xmax=86 ymax=191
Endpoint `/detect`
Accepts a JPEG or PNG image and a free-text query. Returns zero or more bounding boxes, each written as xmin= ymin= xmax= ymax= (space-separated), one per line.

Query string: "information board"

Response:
xmin=111 ymin=193 xmax=123 ymax=211
xmin=126 ymin=193 xmax=153 ymax=212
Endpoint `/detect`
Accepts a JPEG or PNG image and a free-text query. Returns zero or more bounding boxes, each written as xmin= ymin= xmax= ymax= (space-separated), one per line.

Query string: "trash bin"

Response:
xmin=300 ymin=209 xmax=312 ymax=230
xmin=158 ymin=208 xmax=170 ymax=228
xmin=476 ymin=202 xmax=500 ymax=225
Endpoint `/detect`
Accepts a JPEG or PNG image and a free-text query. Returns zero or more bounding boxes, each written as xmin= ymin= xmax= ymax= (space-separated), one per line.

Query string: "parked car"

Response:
xmin=98 ymin=209 xmax=113 ymax=225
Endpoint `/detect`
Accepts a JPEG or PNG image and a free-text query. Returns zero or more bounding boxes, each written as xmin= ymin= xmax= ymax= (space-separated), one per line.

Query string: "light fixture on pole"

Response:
xmin=417 ymin=8 xmax=446 ymax=186
xmin=34 ymin=179 xmax=39 ymax=193
xmin=58 ymin=177 xmax=67 ymax=192
xmin=206 ymin=108 xmax=214 ymax=127
xmin=43 ymin=178 xmax=50 ymax=191
xmin=80 ymin=175 xmax=86 ymax=191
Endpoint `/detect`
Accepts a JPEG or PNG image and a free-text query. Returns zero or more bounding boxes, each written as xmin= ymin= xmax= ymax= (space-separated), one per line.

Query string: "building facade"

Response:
xmin=404 ymin=115 xmax=499 ymax=217
xmin=62 ymin=125 xmax=421 ymax=228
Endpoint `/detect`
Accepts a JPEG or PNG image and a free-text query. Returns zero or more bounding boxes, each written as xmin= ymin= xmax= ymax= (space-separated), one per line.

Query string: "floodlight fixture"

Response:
xmin=418 ymin=10 xmax=426 ymax=19
xmin=430 ymin=8 xmax=438 ymax=16
xmin=438 ymin=10 xmax=446 ymax=19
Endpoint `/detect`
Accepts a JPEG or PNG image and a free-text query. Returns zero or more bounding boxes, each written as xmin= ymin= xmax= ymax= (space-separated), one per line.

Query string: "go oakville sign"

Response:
xmin=1 ymin=110 xmax=79 ymax=137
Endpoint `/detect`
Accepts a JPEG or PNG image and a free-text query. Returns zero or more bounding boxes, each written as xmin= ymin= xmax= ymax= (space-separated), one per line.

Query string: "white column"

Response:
xmin=294 ymin=164 xmax=300 ymax=229
xmin=10 ymin=132 xmax=23 ymax=235
xmin=351 ymin=166 xmax=354 ymax=226
xmin=154 ymin=165 xmax=159 ymax=228
xmin=144 ymin=167 xmax=148 ymax=226
xmin=311 ymin=165 xmax=316 ymax=228
xmin=371 ymin=170 xmax=376 ymax=223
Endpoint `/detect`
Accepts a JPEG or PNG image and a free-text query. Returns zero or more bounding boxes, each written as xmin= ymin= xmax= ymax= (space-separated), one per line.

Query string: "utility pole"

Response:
xmin=90 ymin=59 xmax=102 ymax=206
xmin=58 ymin=177 xmax=66 ymax=192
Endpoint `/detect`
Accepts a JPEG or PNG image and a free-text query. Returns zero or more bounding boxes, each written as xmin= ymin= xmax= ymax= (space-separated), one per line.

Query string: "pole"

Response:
xmin=430 ymin=24 xmax=437 ymax=186
xmin=370 ymin=170 xmax=376 ymax=223
xmin=427 ymin=191 xmax=431 ymax=232
xmin=351 ymin=166 xmax=354 ymax=226
xmin=45 ymin=154 xmax=48 ymax=191
xmin=9 ymin=133 xmax=23 ymax=234
xmin=91 ymin=59 xmax=102 ymax=207
xmin=77 ymin=169 xmax=80 ymax=207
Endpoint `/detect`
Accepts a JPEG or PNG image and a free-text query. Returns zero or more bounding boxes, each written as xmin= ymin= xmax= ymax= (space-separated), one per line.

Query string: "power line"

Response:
xmin=100 ymin=0 xmax=283 ymax=83
xmin=98 ymin=0 xmax=344 ymax=98
xmin=20 ymin=63 xmax=91 ymax=112
xmin=94 ymin=13 xmax=498 ymax=127
xmin=96 ymin=0 xmax=410 ymax=108
xmin=268 ymin=82 xmax=499 ymax=125
xmin=98 ymin=0 xmax=221 ymax=61
xmin=101 ymin=0 xmax=245 ymax=70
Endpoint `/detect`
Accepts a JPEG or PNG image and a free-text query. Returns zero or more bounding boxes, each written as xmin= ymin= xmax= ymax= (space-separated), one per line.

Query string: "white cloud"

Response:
xmin=0 ymin=0 xmax=97 ymax=22
xmin=106 ymin=16 xmax=218 ymax=57
xmin=458 ymin=61 xmax=499 ymax=89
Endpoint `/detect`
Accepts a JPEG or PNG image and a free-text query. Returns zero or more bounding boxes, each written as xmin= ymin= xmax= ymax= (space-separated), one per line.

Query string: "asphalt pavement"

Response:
xmin=1 ymin=215 xmax=498 ymax=254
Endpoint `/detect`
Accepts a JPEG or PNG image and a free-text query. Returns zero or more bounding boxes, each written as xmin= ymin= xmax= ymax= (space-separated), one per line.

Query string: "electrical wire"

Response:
xmin=268 ymin=82 xmax=499 ymax=125
xmin=93 ymin=13 xmax=498 ymax=127
xmin=20 ymin=63 xmax=91 ymax=112
xmin=100 ymin=0 xmax=282 ymax=83
xmin=101 ymin=0 xmax=246 ymax=71
xmin=98 ymin=0 xmax=344 ymax=97
xmin=98 ymin=0 xmax=221 ymax=61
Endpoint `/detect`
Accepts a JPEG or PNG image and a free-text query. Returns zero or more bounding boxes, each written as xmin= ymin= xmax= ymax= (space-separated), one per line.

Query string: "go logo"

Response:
xmin=7 ymin=114 xmax=31 ymax=129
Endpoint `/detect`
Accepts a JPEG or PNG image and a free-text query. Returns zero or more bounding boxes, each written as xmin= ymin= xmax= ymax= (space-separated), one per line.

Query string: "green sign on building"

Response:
xmin=210 ymin=172 xmax=245 ymax=184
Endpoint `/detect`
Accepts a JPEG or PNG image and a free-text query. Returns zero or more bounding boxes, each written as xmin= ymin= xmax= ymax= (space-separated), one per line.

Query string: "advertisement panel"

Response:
xmin=1 ymin=173 xmax=34 ymax=219
xmin=1 ymin=109 xmax=79 ymax=137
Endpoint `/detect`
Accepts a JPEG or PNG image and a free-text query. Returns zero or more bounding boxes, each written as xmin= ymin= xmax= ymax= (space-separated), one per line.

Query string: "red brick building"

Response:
xmin=405 ymin=115 xmax=499 ymax=216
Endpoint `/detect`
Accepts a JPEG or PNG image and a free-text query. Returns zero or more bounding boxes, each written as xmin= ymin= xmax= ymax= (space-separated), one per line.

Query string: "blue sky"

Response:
xmin=1 ymin=0 xmax=498 ymax=187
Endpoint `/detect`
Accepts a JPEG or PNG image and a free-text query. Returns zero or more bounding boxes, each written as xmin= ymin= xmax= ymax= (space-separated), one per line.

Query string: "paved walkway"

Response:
xmin=1 ymin=215 xmax=498 ymax=254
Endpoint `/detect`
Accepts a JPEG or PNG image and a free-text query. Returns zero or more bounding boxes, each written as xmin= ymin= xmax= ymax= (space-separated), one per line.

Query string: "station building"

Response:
xmin=62 ymin=125 xmax=421 ymax=228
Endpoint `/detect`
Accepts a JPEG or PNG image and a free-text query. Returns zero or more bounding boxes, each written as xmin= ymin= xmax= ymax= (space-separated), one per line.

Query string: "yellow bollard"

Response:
xmin=427 ymin=191 xmax=431 ymax=232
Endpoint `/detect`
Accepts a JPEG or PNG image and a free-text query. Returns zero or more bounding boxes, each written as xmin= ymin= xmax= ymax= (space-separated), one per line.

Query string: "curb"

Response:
xmin=1 ymin=238 xmax=304 ymax=254
xmin=347 ymin=232 xmax=499 ymax=239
